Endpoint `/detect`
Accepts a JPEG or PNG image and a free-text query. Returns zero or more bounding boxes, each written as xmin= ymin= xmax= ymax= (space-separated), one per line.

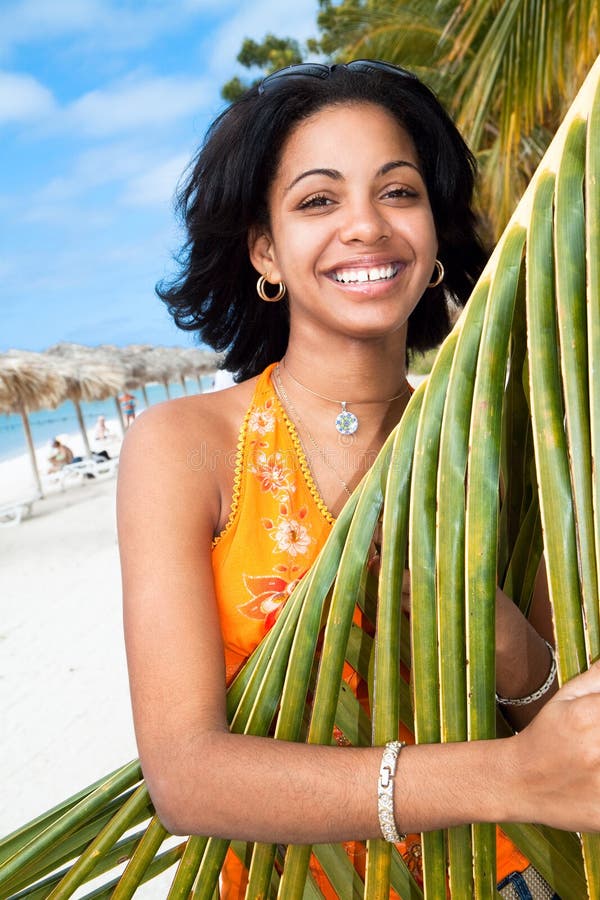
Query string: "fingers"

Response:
xmin=554 ymin=658 xmax=600 ymax=701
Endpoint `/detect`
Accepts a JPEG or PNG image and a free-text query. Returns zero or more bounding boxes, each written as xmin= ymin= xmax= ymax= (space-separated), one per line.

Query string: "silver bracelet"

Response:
xmin=496 ymin=640 xmax=557 ymax=706
xmin=377 ymin=741 xmax=406 ymax=842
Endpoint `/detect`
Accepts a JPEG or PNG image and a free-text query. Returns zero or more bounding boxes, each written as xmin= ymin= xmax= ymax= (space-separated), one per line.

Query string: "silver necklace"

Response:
xmin=273 ymin=366 xmax=353 ymax=499
xmin=281 ymin=358 xmax=410 ymax=435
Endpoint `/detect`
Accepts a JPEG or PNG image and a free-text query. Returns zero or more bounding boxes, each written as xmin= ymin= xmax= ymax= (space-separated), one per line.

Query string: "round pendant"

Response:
xmin=336 ymin=409 xmax=358 ymax=435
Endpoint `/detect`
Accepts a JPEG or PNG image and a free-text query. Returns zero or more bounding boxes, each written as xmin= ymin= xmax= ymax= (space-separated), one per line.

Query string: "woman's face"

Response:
xmin=250 ymin=101 xmax=438 ymax=345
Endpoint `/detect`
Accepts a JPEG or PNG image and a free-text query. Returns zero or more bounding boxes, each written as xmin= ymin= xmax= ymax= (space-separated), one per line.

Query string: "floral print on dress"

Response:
xmin=236 ymin=403 xmax=316 ymax=628
xmin=250 ymin=450 xmax=296 ymax=498
xmin=248 ymin=406 xmax=275 ymax=435
xmin=272 ymin=517 xmax=312 ymax=556
xmin=238 ymin=567 xmax=305 ymax=632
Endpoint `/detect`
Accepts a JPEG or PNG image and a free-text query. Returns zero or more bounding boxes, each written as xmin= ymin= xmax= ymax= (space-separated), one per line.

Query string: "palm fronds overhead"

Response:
xmin=314 ymin=0 xmax=600 ymax=239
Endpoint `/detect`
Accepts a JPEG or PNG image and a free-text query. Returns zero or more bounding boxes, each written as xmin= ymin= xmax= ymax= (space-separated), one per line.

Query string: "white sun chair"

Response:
xmin=43 ymin=455 xmax=119 ymax=492
xmin=0 ymin=492 xmax=41 ymax=527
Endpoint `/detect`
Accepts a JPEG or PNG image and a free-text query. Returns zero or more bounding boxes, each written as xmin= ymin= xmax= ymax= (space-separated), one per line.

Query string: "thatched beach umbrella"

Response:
xmin=45 ymin=345 xmax=125 ymax=455
xmin=117 ymin=345 xmax=220 ymax=402
xmin=109 ymin=344 xmax=154 ymax=410
xmin=172 ymin=349 xmax=192 ymax=394
xmin=164 ymin=348 xmax=195 ymax=395
xmin=136 ymin=346 xmax=178 ymax=399
xmin=0 ymin=352 xmax=66 ymax=496
xmin=180 ymin=347 xmax=222 ymax=389
xmin=88 ymin=344 xmax=149 ymax=430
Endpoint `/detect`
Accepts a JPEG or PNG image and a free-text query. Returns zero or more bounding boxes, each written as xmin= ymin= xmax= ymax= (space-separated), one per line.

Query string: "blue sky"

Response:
xmin=0 ymin=0 xmax=319 ymax=352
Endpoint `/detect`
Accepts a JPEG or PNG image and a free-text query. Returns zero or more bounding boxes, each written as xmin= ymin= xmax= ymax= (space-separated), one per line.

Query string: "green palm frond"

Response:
xmin=313 ymin=0 xmax=600 ymax=239
xmin=445 ymin=0 xmax=600 ymax=234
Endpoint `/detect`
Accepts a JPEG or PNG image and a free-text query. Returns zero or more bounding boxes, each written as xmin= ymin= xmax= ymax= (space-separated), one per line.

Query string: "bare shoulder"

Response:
xmin=120 ymin=382 xmax=254 ymax=459
xmin=117 ymin=379 xmax=257 ymax=535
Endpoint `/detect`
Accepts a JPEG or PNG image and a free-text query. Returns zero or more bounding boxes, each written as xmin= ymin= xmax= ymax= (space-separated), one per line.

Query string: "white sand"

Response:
xmin=0 ymin=436 xmax=181 ymax=895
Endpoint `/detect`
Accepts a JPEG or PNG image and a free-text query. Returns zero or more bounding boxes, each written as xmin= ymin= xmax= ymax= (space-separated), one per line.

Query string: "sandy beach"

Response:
xmin=0 ymin=425 xmax=181 ymax=895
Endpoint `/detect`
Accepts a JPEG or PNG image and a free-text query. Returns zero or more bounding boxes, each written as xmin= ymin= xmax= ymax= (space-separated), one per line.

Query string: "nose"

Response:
xmin=338 ymin=195 xmax=391 ymax=245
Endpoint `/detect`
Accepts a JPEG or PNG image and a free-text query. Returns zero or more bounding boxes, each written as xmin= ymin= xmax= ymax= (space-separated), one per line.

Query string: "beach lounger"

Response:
xmin=0 ymin=492 xmax=41 ymax=527
xmin=68 ymin=457 xmax=119 ymax=479
xmin=42 ymin=456 xmax=119 ymax=492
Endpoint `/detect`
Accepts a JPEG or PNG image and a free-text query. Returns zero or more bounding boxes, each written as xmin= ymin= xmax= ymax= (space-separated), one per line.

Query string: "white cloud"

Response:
xmin=63 ymin=73 xmax=213 ymax=137
xmin=21 ymin=141 xmax=193 ymax=223
xmin=0 ymin=70 xmax=55 ymax=123
xmin=207 ymin=0 xmax=319 ymax=80
xmin=38 ymin=142 xmax=154 ymax=198
xmin=122 ymin=152 xmax=190 ymax=207
xmin=0 ymin=0 xmax=235 ymax=57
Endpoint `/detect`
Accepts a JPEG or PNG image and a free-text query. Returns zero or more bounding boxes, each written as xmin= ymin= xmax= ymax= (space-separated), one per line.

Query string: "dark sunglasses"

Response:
xmin=258 ymin=59 xmax=418 ymax=95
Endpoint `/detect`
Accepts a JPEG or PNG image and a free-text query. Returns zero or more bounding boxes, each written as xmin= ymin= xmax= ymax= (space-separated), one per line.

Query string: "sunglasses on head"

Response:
xmin=258 ymin=59 xmax=418 ymax=95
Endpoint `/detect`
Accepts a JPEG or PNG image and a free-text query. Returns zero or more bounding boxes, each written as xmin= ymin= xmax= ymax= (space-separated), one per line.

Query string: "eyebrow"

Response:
xmin=284 ymin=159 xmax=421 ymax=193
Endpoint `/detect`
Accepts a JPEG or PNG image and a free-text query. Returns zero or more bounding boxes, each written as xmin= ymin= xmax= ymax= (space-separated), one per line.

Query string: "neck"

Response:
xmin=283 ymin=324 xmax=409 ymax=404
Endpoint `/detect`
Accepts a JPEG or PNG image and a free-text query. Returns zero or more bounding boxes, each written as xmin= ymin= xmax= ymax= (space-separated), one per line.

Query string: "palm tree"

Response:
xmin=229 ymin=0 xmax=600 ymax=240
xmin=0 ymin=54 xmax=598 ymax=898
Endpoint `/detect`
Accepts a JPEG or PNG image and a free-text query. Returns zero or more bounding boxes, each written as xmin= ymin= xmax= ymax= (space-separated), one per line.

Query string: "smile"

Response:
xmin=332 ymin=264 xmax=399 ymax=284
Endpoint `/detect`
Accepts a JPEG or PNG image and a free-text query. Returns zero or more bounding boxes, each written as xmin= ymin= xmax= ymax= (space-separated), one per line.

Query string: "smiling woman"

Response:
xmin=156 ymin=61 xmax=485 ymax=379
xmin=112 ymin=61 xmax=600 ymax=898
xmin=249 ymin=103 xmax=438 ymax=357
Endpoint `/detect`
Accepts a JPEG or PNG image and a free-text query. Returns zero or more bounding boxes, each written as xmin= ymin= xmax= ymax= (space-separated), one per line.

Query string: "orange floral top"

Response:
xmin=211 ymin=363 xmax=527 ymax=898
xmin=212 ymin=363 xmax=334 ymax=682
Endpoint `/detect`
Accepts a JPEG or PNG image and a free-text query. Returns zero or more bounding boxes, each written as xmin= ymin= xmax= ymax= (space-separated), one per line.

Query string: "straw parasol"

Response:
xmin=179 ymin=347 xmax=223 ymax=389
xmin=0 ymin=352 xmax=67 ymax=495
xmin=45 ymin=344 xmax=126 ymax=455
xmin=132 ymin=346 xmax=178 ymax=400
xmin=105 ymin=344 xmax=154 ymax=410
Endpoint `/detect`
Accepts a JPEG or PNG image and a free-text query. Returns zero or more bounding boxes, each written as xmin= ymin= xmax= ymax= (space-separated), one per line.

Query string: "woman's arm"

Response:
xmin=495 ymin=562 xmax=557 ymax=731
xmin=118 ymin=405 xmax=600 ymax=842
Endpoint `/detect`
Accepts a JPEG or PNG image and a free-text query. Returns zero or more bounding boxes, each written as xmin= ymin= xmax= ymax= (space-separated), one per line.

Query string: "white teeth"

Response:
xmin=333 ymin=264 xmax=398 ymax=284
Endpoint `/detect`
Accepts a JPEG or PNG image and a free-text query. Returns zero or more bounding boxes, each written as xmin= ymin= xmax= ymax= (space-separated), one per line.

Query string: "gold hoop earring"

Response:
xmin=427 ymin=259 xmax=444 ymax=288
xmin=257 ymin=274 xmax=286 ymax=302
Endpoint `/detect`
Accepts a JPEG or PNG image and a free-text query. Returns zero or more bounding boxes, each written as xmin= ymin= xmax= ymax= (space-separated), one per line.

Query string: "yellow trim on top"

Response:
xmin=212 ymin=404 xmax=253 ymax=548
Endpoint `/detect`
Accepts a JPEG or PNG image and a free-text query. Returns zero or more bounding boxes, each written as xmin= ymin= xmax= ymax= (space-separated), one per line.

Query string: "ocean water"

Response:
xmin=0 ymin=376 xmax=213 ymax=463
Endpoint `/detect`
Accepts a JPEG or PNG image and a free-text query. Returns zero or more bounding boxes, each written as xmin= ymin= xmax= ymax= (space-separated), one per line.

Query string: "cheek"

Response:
xmin=273 ymin=223 xmax=328 ymax=279
xmin=413 ymin=213 xmax=438 ymax=263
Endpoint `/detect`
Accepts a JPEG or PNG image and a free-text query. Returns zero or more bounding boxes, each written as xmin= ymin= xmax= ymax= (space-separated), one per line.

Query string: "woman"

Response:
xmin=118 ymin=61 xmax=600 ymax=897
xmin=48 ymin=437 xmax=74 ymax=472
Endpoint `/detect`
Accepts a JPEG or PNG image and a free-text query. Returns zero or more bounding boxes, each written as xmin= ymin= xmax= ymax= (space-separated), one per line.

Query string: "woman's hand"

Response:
xmin=505 ymin=660 xmax=600 ymax=831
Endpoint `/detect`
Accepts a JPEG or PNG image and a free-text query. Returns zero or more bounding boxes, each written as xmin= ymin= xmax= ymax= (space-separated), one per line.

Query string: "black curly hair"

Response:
xmin=157 ymin=62 xmax=487 ymax=381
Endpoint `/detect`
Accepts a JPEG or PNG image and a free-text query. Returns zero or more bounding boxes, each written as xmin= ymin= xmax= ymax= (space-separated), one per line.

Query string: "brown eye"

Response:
xmin=298 ymin=193 xmax=332 ymax=209
xmin=383 ymin=187 xmax=418 ymax=200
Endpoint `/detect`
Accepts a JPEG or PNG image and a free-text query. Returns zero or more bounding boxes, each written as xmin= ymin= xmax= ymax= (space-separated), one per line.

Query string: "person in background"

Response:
xmin=94 ymin=415 xmax=110 ymax=441
xmin=119 ymin=392 xmax=136 ymax=428
xmin=47 ymin=438 xmax=74 ymax=472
